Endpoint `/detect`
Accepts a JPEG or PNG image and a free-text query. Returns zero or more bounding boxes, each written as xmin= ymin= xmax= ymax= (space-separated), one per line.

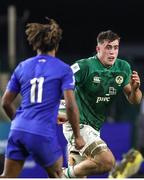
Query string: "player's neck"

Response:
xmin=47 ymin=51 xmax=56 ymax=57
xmin=37 ymin=49 xmax=56 ymax=57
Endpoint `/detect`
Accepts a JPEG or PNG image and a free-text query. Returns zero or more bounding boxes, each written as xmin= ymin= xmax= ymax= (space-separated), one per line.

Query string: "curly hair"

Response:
xmin=25 ymin=18 xmax=62 ymax=53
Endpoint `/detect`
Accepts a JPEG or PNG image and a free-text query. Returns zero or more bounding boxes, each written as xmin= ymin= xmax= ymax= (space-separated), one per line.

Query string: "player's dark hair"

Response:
xmin=97 ymin=30 xmax=120 ymax=44
xmin=25 ymin=18 xmax=62 ymax=53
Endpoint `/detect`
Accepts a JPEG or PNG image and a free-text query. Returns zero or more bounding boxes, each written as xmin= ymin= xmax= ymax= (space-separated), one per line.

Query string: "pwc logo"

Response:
xmin=96 ymin=96 xmax=110 ymax=103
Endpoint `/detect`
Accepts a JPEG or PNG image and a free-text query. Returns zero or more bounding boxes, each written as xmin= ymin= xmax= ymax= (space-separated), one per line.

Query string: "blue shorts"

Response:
xmin=6 ymin=130 xmax=63 ymax=167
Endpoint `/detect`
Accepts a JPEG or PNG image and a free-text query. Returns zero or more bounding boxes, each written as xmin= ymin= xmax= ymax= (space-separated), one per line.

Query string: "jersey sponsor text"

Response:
xmin=96 ymin=96 xmax=110 ymax=103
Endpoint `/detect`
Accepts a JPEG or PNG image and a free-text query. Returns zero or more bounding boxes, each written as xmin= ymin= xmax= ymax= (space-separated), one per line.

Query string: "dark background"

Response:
xmin=0 ymin=0 xmax=144 ymax=122
xmin=1 ymin=0 xmax=144 ymax=62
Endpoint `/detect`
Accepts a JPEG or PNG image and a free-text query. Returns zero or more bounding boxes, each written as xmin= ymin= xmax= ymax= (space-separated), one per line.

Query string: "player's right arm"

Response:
xmin=64 ymin=89 xmax=85 ymax=150
xmin=1 ymin=90 xmax=18 ymax=120
xmin=1 ymin=64 xmax=20 ymax=120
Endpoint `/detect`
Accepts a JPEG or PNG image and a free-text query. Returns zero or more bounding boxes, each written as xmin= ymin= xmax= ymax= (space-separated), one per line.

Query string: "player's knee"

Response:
xmin=101 ymin=154 xmax=115 ymax=172
xmin=92 ymin=151 xmax=115 ymax=173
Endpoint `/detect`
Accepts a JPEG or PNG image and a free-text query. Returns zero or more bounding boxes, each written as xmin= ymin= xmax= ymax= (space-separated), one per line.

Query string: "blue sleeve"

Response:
xmin=61 ymin=66 xmax=75 ymax=91
xmin=6 ymin=64 xmax=21 ymax=93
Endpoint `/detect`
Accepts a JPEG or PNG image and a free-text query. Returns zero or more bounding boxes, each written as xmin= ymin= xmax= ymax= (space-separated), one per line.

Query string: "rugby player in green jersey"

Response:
xmin=58 ymin=30 xmax=142 ymax=178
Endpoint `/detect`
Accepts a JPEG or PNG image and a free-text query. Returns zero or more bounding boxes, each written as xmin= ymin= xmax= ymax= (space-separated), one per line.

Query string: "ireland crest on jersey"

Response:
xmin=115 ymin=76 xmax=123 ymax=86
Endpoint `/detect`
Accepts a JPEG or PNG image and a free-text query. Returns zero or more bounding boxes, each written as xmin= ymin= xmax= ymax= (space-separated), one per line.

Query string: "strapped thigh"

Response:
xmin=83 ymin=140 xmax=109 ymax=158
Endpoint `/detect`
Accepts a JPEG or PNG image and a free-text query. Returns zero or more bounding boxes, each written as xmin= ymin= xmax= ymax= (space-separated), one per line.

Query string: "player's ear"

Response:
xmin=96 ymin=45 xmax=99 ymax=53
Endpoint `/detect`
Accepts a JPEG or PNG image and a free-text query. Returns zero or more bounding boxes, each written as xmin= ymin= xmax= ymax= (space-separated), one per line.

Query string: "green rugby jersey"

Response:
xmin=71 ymin=56 xmax=132 ymax=131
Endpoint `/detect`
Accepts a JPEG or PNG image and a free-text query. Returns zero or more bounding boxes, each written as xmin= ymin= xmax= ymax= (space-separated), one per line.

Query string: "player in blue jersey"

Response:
xmin=0 ymin=18 xmax=85 ymax=178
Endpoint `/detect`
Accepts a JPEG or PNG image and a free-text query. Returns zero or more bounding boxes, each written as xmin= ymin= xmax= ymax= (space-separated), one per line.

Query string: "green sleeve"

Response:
xmin=123 ymin=61 xmax=132 ymax=87
xmin=71 ymin=59 xmax=88 ymax=85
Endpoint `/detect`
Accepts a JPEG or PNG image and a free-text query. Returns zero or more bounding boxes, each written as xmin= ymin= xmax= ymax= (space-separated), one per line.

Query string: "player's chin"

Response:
xmin=108 ymin=61 xmax=115 ymax=66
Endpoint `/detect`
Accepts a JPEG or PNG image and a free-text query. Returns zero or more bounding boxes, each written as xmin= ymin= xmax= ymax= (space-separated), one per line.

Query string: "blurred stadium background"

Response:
xmin=0 ymin=0 xmax=144 ymax=177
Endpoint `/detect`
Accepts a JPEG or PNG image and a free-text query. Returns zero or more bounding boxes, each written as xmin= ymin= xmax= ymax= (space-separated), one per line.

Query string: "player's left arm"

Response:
xmin=123 ymin=71 xmax=142 ymax=104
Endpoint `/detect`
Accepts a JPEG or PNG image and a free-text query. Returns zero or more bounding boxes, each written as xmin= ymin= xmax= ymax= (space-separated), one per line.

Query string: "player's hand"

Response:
xmin=57 ymin=112 xmax=68 ymax=124
xmin=75 ymin=136 xmax=85 ymax=150
xmin=130 ymin=71 xmax=140 ymax=91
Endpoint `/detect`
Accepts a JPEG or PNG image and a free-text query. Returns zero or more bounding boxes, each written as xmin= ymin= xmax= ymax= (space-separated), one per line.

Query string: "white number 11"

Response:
xmin=30 ymin=77 xmax=44 ymax=103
